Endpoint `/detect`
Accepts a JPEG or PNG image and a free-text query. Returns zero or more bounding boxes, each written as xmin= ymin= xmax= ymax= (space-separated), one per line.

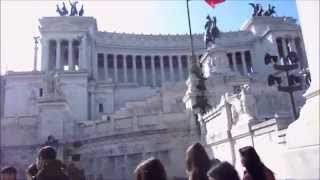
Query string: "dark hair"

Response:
xmin=38 ymin=146 xmax=57 ymax=160
xmin=207 ymin=161 xmax=240 ymax=180
xmin=1 ymin=166 xmax=17 ymax=174
xmin=239 ymin=146 xmax=270 ymax=180
xmin=186 ymin=142 xmax=211 ymax=180
xmin=27 ymin=163 xmax=38 ymax=176
xmin=134 ymin=157 xmax=167 ymax=180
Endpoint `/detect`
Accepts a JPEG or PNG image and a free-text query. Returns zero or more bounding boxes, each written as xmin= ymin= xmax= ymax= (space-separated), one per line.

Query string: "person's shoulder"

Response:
xmin=264 ymin=168 xmax=276 ymax=180
xmin=243 ymin=171 xmax=252 ymax=180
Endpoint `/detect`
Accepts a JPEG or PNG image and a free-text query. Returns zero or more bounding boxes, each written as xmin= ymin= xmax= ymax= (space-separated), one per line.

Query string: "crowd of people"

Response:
xmin=1 ymin=143 xmax=275 ymax=180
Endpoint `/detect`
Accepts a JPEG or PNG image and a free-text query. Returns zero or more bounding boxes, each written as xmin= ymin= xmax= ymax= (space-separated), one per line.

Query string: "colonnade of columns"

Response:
xmin=96 ymin=53 xmax=193 ymax=86
xmin=41 ymin=37 xmax=86 ymax=71
xmin=227 ymin=50 xmax=253 ymax=75
xmin=276 ymin=36 xmax=307 ymax=68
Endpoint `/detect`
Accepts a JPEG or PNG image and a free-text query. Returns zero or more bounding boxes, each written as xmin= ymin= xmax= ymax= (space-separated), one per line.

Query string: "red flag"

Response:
xmin=205 ymin=0 xmax=225 ymax=8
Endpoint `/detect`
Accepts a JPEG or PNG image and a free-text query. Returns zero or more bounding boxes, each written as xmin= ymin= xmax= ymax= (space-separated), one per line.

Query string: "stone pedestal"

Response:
xmin=284 ymin=1 xmax=319 ymax=179
xmin=38 ymin=99 xmax=72 ymax=160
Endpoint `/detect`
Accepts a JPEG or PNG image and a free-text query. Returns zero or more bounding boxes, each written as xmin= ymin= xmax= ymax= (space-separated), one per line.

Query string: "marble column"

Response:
xmin=56 ymin=39 xmax=61 ymax=70
xmin=142 ymin=56 xmax=146 ymax=85
xmin=282 ymin=38 xmax=288 ymax=59
xmin=187 ymin=55 xmax=191 ymax=72
xmin=241 ymin=52 xmax=248 ymax=74
xmin=151 ymin=56 xmax=156 ymax=86
xmin=133 ymin=55 xmax=137 ymax=83
xmin=33 ymin=37 xmax=39 ymax=71
xmin=231 ymin=53 xmax=236 ymax=71
xmin=114 ymin=55 xmax=118 ymax=83
xmin=91 ymin=92 xmax=95 ymax=120
xmin=178 ymin=56 xmax=183 ymax=81
xmin=169 ymin=56 xmax=174 ymax=82
xmin=41 ymin=38 xmax=49 ymax=71
xmin=124 ymin=55 xmax=128 ymax=83
xmin=160 ymin=56 xmax=165 ymax=82
xmin=68 ymin=39 xmax=74 ymax=71
xmin=80 ymin=35 xmax=87 ymax=70
xmin=104 ymin=54 xmax=108 ymax=81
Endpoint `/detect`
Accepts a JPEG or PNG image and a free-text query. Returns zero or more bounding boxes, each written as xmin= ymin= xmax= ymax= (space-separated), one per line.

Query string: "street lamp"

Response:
xmin=264 ymin=50 xmax=308 ymax=120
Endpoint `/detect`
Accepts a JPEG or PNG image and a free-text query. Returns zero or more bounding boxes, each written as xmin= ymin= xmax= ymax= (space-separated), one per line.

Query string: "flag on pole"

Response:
xmin=205 ymin=0 xmax=225 ymax=8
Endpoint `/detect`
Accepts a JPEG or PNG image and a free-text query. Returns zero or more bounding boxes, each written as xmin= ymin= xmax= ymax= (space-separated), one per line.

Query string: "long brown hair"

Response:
xmin=186 ymin=142 xmax=211 ymax=180
xmin=207 ymin=161 xmax=240 ymax=180
xmin=134 ymin=157 xmax=167 ymax=180
xmin=239 ymin=146 xmax=272 ymax=180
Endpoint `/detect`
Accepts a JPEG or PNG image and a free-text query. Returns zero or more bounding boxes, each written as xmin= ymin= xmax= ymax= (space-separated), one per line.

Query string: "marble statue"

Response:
xmin=226 ymin=93 xmax=243 ymax=125
xmin=240 ymin=84 xmax=257 ymax=120
xmin=53 ymin=73 xmax=64 ymax=97
xmin=43 ymin=72 xmax=64 ymax=98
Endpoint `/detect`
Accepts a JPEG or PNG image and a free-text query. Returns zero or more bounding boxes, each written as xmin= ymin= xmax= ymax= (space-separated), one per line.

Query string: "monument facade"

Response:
xmin=0 ymin=4 xmax=310 ymax=180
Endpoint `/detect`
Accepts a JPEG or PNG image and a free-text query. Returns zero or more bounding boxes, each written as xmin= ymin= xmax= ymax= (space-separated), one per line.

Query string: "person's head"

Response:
xmin=134 ymin=157 xmax=167 ymax=180
xmin=36 ymin=146 xmax=57 ymax=169
xmin=239 ymin=146 xmax=266 ymax=180
xmin=207 ymin=161 xmax=240 ymax=180
xmin=210 ymin=158 xmax=221 ymax=167
xmin=186 ymin=142 xmax=211 ymax=180
xmin=1 ymin=166 xmax=17 ymax=180
xmin=26 ymin=163 xmax=38 ymax=180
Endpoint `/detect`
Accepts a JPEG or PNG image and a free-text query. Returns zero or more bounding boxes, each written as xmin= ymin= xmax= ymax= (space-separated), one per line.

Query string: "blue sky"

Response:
xmin=1 ymin=0 xmax=299 ymax=72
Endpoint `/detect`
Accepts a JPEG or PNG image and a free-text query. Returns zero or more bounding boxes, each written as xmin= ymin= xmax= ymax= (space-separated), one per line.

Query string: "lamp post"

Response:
xmin=264 ymin=50 xmax=309 ymax=120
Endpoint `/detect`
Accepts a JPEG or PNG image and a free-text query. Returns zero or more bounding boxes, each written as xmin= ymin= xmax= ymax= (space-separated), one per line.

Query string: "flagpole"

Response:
xmin=186 ymin=0 xmax=196 ymax=62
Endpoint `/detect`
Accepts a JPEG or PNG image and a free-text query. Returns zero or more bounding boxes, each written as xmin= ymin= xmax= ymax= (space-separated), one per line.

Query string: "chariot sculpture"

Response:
xmin=56 ymin=0 xmax=84 ymax=16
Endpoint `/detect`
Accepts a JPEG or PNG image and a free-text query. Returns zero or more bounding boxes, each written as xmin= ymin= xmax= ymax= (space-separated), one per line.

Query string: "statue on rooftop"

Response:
xmin=204 ymin=15 xmax=214 ymax=48
xmin=56 ymin=5 xmax=64 ymax=16
xmin=69 ymin=0 xmax=79 ymax=16
xmin=79 ymin=5 xmax=84 ymax=16
xmin=264 ymin=4 xmax=276 ymax=16
xmin=56 ymin=2 xmax=69 ymax=16
xmin=249 ymin=3 xmax=260 ymax=16
xmin=204 ymin=15 xmax=220 ymax=48
xmin=62 ymin=2 xmax=68 ymax=16
xmin=257 ymin=5 xmax=264 ymax=16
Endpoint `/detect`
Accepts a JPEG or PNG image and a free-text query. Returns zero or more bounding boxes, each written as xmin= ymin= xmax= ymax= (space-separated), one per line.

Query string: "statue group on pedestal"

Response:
xmin=56 ymin=0 xmax=84 ymax=16
xmin=249 ymin=3 xmax=276 ymax=17
xmin=43 ymin=72 xmax=64 ymax=98
xmin=204 ymin=15 xmax=220 ymax=48
xmin=226 ymin=84 xmax=257 ymax=125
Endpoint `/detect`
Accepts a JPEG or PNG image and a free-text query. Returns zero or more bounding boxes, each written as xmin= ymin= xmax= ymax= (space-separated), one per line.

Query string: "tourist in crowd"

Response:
xmin=67 ymin=163 xmax=86 ymax=180
xmin=27 ymin=146 xmax=70 ymax=180
xmin=1 ymin=166 xmax=17 ymax=180
xmin=239 ymin=146 xmax=275 ymax=180
xmin=134 ymin=157 xmax=167 ymax=180
xmin=26 ymin=163 xmax=38 ymax=180
xmin=207 ymin=161 xmax=240 ymax=180
xmin=210 ymin=158 xmax=221 ymax=167
xmin=186 ymin=142 xmax=211 ymax=180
